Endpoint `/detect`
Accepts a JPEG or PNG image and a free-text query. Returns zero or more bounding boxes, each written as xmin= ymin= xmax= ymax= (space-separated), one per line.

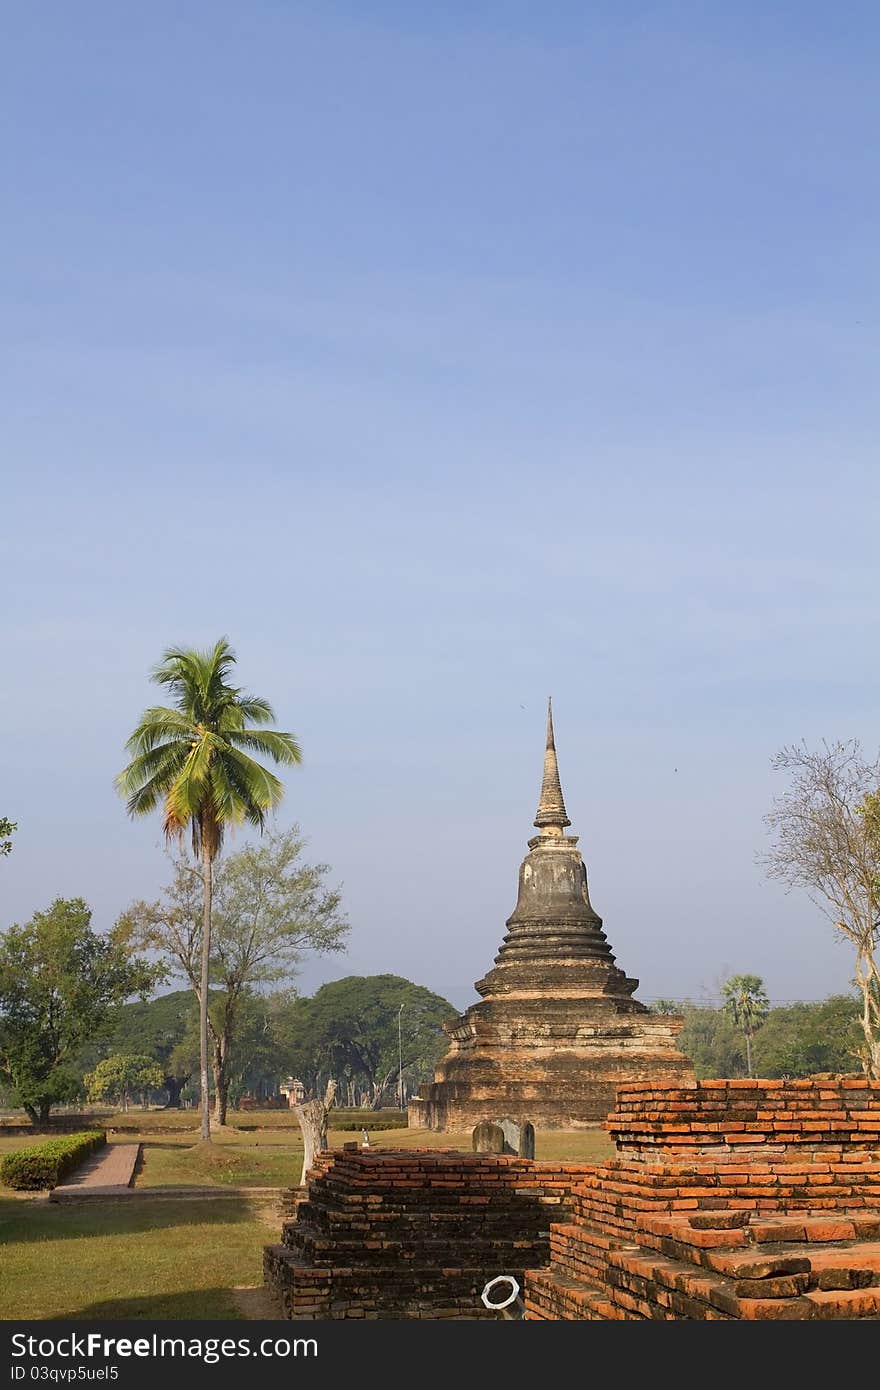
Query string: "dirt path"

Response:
xmin=230 ymin=1285 xmax=283 ymax=1319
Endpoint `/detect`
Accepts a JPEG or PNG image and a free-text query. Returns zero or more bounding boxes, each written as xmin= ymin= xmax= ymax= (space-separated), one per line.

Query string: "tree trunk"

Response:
xmin=293 ymin=1079 xmax=337 ymax=1187
xmin=38 ymin=1100 xmax=51 ymax=1125
xmin=214 ymin=1075 xmax=230 ymax=1126
xmin=371 ymin=1069 xmax=398 ymax=1108
xmin=199 ymin=841 xmax=213 ymax=1142
xmin=745 ymin=1032 xmax=753 ymax=1078
xmin=22 ymin=1103 xmax=38 ymax=1125
xmin=210 ymin=1018 xmax=230 ymax=1126
xmin=855 ymin=947 xmax=880 ymax=1079
xmin=162 ymin=1075 xmax=185 ymax=1109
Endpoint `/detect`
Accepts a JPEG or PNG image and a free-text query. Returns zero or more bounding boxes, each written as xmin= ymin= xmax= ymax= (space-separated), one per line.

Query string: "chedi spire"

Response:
xmin=533 ymin=697 xmax=571 ymax=834
xmin=409 ymin=699 xmax=693 ymax=1132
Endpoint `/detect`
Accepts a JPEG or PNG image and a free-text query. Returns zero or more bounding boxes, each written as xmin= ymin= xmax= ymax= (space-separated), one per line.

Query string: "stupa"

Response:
xmin=409 ymin=702 xmax=693 ymax=1130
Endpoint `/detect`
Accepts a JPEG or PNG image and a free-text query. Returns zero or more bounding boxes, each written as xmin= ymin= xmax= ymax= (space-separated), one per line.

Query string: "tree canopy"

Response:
xmin=0 ymin=898 xmax=158 ymax=1121
xmin=121 ymin=827 xmax=348 ymax=1122
xmin=85 ymin=1054 xmax=164 ymax=1110
xmin=664 ymin=994 xmax=862 ymax=1080
xmin=752 ymin=995 xmax=861 ymax=1078
xmin=109 ymin=989 xmax=199 ymax=1107
xmin=279 ymin=974 xmax=458 ymax=1108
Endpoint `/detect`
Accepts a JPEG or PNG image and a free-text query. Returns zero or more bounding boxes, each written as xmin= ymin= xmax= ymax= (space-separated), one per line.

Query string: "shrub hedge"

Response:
xmin=0 ymin=1130 xmax=106 ymax=1190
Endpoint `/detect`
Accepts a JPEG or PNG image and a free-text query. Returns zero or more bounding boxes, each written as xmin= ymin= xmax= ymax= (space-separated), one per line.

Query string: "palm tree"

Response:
xmin=721 ymin=974 xmax=770 ymax=1078
xmin=116 ymin=638 xmax=302 ymax=1141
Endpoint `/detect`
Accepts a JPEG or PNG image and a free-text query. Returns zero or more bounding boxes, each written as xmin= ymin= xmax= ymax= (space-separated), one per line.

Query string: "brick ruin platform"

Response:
xmin=409 ymin=703 xmax=692 ymax=1131
xmin=264 ymin=1148 xmax=595 ymax=1319
xmin=524 ymin=1079 xmax=880 ymax=1319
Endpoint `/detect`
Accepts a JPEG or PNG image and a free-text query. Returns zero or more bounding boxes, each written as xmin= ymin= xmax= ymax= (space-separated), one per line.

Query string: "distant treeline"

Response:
xmin=0 ymin=972 xmax=457 ymax=1119
xmin=649 ymin=995 xmax=861 ymax=1079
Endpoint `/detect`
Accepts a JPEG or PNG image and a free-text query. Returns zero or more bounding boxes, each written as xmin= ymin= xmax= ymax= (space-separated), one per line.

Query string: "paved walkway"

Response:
xmin=50 ymin=1143 xmax=140 ymax=1200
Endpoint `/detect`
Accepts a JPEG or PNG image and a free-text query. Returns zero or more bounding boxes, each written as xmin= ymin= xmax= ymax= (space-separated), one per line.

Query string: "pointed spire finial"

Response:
xmin=534 ymin=696 xmax=571 ymax=833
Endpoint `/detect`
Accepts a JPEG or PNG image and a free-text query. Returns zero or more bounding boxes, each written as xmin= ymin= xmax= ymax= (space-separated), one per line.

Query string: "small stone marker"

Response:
xmin=498 ymin=1117 xmax=522 ymax=1154
xmin=519 ymin=1121 xmax=535 ymax=1159
xmin=472 ymin=1121 xmax=505 ymax=1154
xmin=494 ymin=1117 xmax=535 ymax=1157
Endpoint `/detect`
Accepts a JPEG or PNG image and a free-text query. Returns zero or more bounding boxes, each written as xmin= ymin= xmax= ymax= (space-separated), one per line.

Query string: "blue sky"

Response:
xmin=2 ymin=2 xmax=879 ymax=1010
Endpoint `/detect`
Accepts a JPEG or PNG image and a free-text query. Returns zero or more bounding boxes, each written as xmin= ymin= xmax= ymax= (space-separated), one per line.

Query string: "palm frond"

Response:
xmin=122 ymin=708 xmax=195 ymax=756
xmin=225 ymin=728 xmax=303 ymax=765
xmin=120 ymin=746 xmax=191 ymax=816
xmin=219 ymin=745 xmax=285 ymax=813
xmin=234 ymin=695 xmax=275 ymax=726
xmin=209 ymin=758 xmax=264 ymax=832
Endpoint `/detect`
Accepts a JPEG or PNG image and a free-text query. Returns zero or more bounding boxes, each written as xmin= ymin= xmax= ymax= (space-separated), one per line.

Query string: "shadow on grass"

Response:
xmin=132 ymin=1140 xmax=199 ymax=1151
xmin=0 ymin=1195 xmax=261 ymax=1246
xmin=133 ymin=1139 xmax=300 ymax=1151
xmin=63 ymin=1288 xmax=260 ymax=1321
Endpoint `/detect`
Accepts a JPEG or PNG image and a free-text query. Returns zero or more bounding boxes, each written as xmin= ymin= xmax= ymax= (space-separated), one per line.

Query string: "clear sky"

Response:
xmin=2 ymin=2 xmax=879 ymax=1011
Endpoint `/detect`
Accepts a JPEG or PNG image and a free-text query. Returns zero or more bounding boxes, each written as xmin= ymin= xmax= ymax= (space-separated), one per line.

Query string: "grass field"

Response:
xmin=0 ymin=1119 xmax=614 ymax=1319
xmin=0 ymin=1117 xmax=615 ymax=1189
xmin=0 ymin=1196 xmax=278 ymax=1319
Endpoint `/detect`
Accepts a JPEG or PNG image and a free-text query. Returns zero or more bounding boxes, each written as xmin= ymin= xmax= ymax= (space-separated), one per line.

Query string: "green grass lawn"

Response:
xmin=130 ymin=1125 xmax=613 ymax=1187
xmin=0 ymin=1122 xmax=614 ymax=1189
xmin=0 ymin=1197 xmax=278 ymax=1320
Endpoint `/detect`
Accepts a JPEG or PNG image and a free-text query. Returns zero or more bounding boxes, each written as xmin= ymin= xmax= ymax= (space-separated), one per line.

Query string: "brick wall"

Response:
xmin=264 ymin=1147 xmax=594 ymax=1320
xmin=608 ymin=1079 xmax=880 ymax=1159
xmin=524 ymin=1080 xmax=880 ymax=1320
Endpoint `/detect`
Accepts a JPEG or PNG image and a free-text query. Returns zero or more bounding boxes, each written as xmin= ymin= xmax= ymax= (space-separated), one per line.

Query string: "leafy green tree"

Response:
xmin=122 ymin=827 xmax=347 ymax=1123
xmin=110 ymin=990 xmax=199 ymax=1107
xmin=85 ymin=1054 xmax=165 ymax=1110
xmin=220 ymin=991 xmax=286 ymax=1109
xmin=676 ymin=1005 xmax=746 ymax=1079
xmin=752 ymin=995 xmax=862 ymax=1078
xmin=0 ymin=899 xmax=158 ymax=1122
xmin=116 ymin=638 xmax=302 ymax=1141
xmin=649 ymin=999 xmax=681 ymax=1016
xmin=280 ymin=975 xmax=458 ymax=1108
xmin=721 ymin=975 xmax=769 ymax=1077
xmin=0 ymin=818 xmax=16 ymax=857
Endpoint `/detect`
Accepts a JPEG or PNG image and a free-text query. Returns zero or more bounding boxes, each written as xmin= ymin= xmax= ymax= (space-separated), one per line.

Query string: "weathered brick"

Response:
xmin=806 ymin=1288 xmax=880 ymax=1318
xmin=733 ymin=1274 xmax=810 ymax=1298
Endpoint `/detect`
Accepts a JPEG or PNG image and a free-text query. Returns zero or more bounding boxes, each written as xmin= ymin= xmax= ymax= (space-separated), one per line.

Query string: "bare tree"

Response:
xmin=294 ymin=1078 xmax=337 ymax=1186
xmin=761 ymin=741 xmax=880 ymax=1078
xmin=122 ymin=827 xmax=348 ymax=1123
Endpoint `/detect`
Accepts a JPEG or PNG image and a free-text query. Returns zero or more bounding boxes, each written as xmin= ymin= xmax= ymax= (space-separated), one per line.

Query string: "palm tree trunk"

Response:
xmin=745 ymin=1031 xmax=753 ymax=1078
xmin=199 ymin=841 xmax=213 ymax=1143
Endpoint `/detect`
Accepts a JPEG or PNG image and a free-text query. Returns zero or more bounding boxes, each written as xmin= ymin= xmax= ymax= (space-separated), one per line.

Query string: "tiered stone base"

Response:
xmin=410 ymin=1001 xmax=693 ymax=1130
xmin=410 ymin=1039 xmax=690 ymax=1131
xmin=523 ymin=1079 xmax=880 ymax=1320
xmin=264 ymin=1148 xmax=594 ymax=1319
